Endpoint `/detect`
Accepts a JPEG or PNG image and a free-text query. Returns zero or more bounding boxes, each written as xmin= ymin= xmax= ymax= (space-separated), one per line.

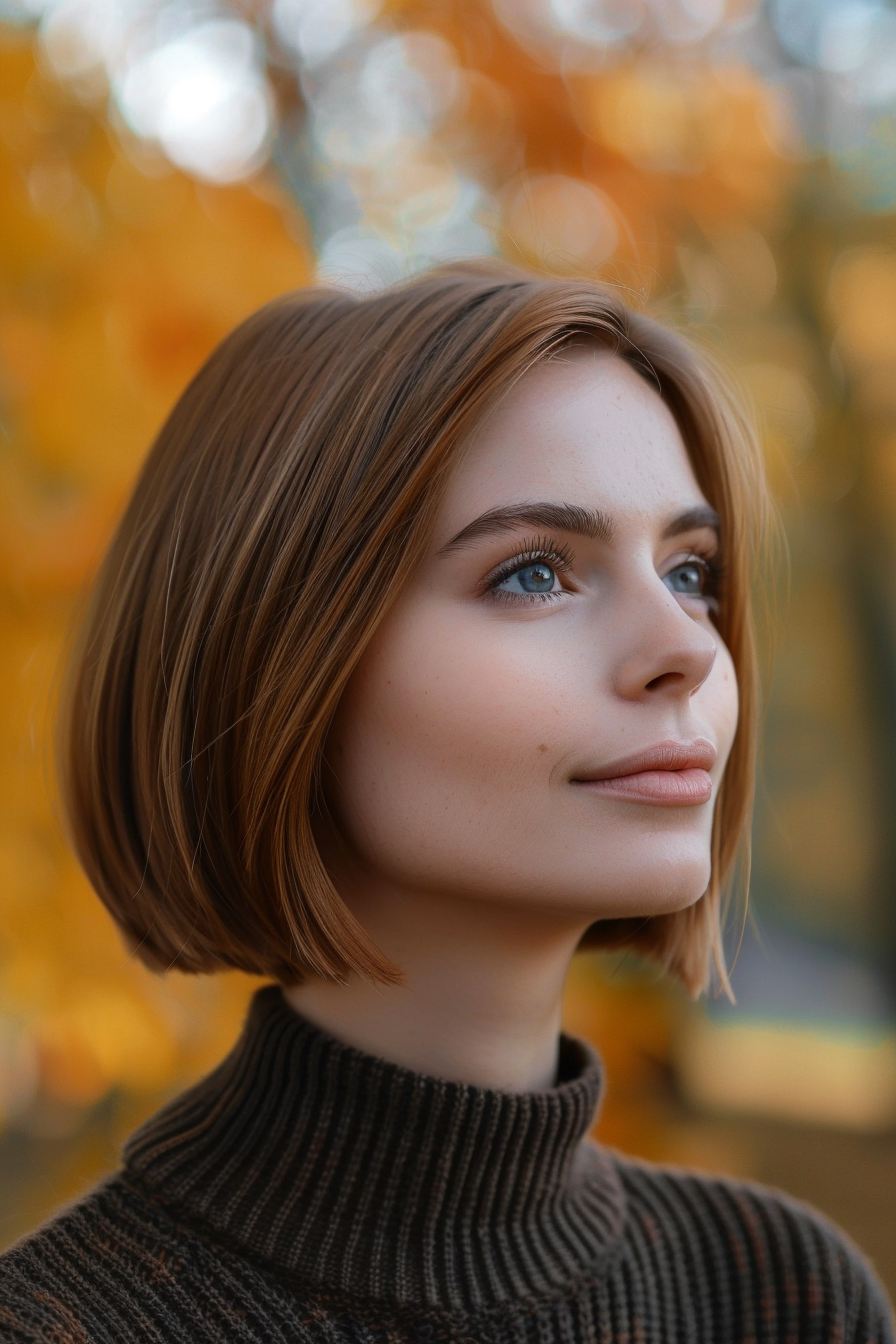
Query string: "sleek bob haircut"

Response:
xmin=58 ymin=261 xmax=769 ymax=995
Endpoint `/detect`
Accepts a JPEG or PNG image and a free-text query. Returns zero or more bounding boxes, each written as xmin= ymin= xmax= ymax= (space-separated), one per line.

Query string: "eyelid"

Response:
xmin=663 ymin=540 xmax=720 ymax=570
xmin=664 ymin=534 xmax=720 ymax=564
xmin=479 ymin=534 xmax=576 ymax=595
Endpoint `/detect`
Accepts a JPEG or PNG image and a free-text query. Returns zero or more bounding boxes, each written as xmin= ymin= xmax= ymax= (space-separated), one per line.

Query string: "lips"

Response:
xmin=571 ymin=739 xmax=716 ymax=806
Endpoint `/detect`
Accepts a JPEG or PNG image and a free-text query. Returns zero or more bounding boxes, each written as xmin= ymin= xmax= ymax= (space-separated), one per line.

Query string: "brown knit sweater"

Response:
xmin=0 ymin=984 xmax=892 ymax=1342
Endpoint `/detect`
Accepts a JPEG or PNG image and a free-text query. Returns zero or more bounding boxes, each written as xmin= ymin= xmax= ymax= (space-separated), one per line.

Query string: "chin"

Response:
xmin=579 ymin=853 xmax=712 ymax=920
xmin=634 ymin=879 xmax=708 ymax=918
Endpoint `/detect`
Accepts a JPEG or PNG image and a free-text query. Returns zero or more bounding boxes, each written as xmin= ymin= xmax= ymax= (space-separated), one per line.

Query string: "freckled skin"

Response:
xmin=318 ymin=350 xmax=737 ymax=923
xmin=289 ymin=349 xmax=739 ymax=1090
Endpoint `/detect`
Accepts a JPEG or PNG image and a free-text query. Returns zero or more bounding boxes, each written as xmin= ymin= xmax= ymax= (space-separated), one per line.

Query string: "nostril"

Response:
xmin=645 ymin=671 xmax=686 ymax=691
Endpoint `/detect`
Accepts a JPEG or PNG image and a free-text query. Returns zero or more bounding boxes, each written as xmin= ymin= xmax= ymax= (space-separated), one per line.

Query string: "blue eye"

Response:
xmin=483 ymin=536 xmax=575 ymax=606
xmin=499 ymin=562 xmax=559 ymax=595
xmin=665 ymin=558 xmax=711 ymax=598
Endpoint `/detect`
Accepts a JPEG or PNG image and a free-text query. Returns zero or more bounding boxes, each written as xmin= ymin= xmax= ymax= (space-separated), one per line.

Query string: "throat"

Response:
xmin=283 ymin=914 xmax=583 ymax=1092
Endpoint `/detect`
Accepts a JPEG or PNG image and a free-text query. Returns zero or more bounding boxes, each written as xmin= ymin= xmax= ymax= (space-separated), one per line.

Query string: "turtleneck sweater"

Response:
xmin=1 ymin=984 xmax=892 ymax=1342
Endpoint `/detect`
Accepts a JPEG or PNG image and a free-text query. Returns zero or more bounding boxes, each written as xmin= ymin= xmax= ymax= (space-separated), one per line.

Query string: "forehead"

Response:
xmin=434 ymin=348 xmax=708 ymax=544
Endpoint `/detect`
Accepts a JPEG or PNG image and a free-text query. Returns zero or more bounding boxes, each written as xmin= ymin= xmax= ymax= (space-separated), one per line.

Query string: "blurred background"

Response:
xmin=2 ymin=0 xmax=896 ymax=1297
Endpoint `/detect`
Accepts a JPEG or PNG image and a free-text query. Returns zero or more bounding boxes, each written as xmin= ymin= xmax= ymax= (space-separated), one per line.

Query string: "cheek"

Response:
xmin=324 ymin=602 xmax=566 ymax=851
xmin=704 ymin=639 xmax=739 ymax=773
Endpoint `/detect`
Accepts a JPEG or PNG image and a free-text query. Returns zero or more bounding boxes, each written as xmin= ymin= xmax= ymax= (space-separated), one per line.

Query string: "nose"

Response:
xmin=613 ymin=577 xmax=718 ymax=702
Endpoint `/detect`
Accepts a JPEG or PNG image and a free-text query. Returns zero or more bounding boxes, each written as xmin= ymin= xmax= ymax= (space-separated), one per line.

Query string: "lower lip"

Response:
xmin=574 ymin=768 xmax=713 ymax=805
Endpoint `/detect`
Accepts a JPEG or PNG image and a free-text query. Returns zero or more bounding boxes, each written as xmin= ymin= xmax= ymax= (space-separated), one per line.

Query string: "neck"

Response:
xmin=284 ymin=882 xmax=591 ymax=1092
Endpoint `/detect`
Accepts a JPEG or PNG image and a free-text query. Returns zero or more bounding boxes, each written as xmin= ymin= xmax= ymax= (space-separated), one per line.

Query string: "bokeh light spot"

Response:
xmin=503 ymin=174 xmax=619 ymax=274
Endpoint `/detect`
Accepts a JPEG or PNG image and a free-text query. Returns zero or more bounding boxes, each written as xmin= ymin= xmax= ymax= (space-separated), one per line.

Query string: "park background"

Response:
xmin=2 ymin=0 xmax=896 ymax=1298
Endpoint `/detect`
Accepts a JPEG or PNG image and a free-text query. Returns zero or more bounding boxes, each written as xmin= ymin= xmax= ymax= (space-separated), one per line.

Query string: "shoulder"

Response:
xmin=610 ymin=1150 xmax=895 ymax=1343
xmin=0 ymin=1175 xmax=192 ymax=1342
xmin=0 ymin=1175 xmax=314 ymax=1344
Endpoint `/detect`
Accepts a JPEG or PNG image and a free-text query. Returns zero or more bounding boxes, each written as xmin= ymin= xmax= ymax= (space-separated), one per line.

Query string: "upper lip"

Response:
xmin=572 ymin=739 xmax=717 ymax=782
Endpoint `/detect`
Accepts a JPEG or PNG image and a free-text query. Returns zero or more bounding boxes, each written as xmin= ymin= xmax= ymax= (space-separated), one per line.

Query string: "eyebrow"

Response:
xmin=436 ymin=501 xmax=720 ymax=556
xmin=661 ymin=505 xmax=720 ymax=541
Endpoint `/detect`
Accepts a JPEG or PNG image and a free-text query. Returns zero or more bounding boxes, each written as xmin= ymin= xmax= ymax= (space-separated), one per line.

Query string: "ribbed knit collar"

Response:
xmin=123 ymin=984 xmax=626 ymax=1312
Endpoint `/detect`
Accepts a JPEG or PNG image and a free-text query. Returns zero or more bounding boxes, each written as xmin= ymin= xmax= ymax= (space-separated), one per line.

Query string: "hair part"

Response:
xmin=58 ymin=261 xmax=771 ymax=996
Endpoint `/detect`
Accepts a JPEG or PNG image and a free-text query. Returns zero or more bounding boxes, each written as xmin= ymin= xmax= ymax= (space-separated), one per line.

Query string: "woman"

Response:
xmin=1 ymin=262 xmax=891 ymax=1342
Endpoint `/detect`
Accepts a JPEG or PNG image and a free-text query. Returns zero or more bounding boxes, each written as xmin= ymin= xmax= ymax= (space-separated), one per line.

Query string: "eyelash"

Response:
xmin=482 ymin=536 xmax=725 ymax=609
xmin=683 ymin=553 xmax=725 ymax=615
xmin=482 ymin=535 xmax=576 ymax=606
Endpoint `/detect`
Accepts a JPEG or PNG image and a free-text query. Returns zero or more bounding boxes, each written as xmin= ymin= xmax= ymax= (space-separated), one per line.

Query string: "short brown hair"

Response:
xmin=58 ymin=261 xmax=769 ymax=994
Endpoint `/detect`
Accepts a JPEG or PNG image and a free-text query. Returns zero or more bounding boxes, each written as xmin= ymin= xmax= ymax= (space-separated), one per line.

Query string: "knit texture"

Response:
xmin=1 ymin=983 xmax=893 ymax=1342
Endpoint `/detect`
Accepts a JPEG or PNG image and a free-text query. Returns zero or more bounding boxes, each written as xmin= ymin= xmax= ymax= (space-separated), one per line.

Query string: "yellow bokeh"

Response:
xmin=0 ymin=32 xmax=311 ymax=1150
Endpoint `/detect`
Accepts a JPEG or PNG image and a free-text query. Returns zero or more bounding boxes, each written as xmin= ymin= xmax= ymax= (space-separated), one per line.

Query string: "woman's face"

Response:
xmin=319 ymin=348 xmax=739 ymax=928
